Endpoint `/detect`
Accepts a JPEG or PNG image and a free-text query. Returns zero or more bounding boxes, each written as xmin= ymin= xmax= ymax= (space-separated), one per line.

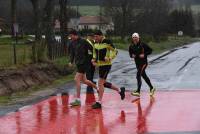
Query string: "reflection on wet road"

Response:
xmin=1 ymin=91 xmax=200 ymax=134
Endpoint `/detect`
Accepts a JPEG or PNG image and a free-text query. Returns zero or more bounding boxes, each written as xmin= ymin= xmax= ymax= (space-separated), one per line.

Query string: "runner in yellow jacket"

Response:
xmin=91 ymin=30 xmax=125 ymax=109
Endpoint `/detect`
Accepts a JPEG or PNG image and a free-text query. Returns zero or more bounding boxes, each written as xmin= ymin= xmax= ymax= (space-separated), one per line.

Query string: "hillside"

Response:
xmin=0 ymin=0 xmax=200 ymax=18
xmin=69 ymin=0 xmax=100 ymax=5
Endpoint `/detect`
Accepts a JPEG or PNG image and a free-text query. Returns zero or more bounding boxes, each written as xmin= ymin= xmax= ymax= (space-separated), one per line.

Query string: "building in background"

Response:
xmin=68 ymin=18 xmax=80 ymax=30
xmin=78 ymin=16 xmax=114 ymax=33
xmin=0 ymin=18 xmax=5 ymax=34
xmin=54 ymin=16 xmax=114 ymax=34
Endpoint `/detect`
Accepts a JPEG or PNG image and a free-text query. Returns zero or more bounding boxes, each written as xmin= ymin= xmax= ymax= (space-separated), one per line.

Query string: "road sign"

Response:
xmin=178 ymin=31 xmax=183 ymax=36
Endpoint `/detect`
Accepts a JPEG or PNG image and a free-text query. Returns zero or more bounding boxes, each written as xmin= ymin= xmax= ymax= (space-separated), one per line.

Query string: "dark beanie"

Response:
xmin=94 ymin=30 xmax=103 ymax=36
xmin=69 ymin=29 xmax=78 ymax=35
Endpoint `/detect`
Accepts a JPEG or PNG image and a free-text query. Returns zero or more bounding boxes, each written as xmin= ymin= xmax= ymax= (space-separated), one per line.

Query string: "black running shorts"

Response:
xmin=76 ymin=64 xmax=87 ymax=74
xmin=99 ymin=65 xmax=111 ymax=79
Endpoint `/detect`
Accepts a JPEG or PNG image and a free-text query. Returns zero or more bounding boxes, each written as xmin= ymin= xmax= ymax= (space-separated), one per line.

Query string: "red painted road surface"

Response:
xmin=0 ymin=90 xmax=200 ymax=134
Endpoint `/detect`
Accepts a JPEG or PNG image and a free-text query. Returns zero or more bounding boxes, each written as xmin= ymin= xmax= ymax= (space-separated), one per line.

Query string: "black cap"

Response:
xmin=94 ymin=30 xmax=103 ymax=36
xmin=69 ymin=29 xmax=78 ymax=35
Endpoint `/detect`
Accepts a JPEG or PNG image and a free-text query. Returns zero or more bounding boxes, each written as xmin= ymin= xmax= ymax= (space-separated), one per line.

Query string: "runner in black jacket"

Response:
xmin=129 ymin=33 xmax=156 ymax=97
xmin=68 ymin=30 xmax=98 ymax=106
xmin=85 ymin=33 xmax=96 ymax=93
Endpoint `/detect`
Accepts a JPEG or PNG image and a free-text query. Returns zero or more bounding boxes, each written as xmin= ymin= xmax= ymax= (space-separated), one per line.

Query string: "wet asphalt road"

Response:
xmin=112 ymin=42 xmax=200 ymax=90
xmin=0 ymin=42 xmax=200 ymax=116
xmin=74 ymin=41 xmax=200 ymax=92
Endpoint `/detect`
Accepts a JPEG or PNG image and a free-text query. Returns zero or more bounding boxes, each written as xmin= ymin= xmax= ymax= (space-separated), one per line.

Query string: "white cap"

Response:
xmin=132 ymin=33 xmax=140 ymax=38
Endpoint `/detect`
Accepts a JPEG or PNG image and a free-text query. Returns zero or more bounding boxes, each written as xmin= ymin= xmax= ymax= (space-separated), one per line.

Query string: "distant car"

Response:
xmin=25 ymin=38 xmax=35 ymax=45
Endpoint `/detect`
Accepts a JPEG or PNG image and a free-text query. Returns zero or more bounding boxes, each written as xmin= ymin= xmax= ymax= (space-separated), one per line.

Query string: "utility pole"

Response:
xmin=99 ymin=0 xmax=102 ymax=30
xmin=11 ymin=0 xmax=17 ymax=64
xmin=59 ymin=0 xmax=68 ymax=54
xmin=76 ymin=5 xmax=79 ymax=18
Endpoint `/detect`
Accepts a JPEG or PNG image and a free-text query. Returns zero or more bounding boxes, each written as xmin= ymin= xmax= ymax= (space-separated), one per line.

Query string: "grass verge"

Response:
xmin=0 ymin=73 xmax=74 ymax=105
xmin=71 ymin=6 xmax=100 ymax=16
xmin=113 ymin=36 xmax=200 ymax=54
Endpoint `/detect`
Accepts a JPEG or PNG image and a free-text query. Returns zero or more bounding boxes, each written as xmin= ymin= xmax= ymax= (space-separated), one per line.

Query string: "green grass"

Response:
xmin=0 ymin=44 xmax=72 ymax=69
xmin=191 ymin=5 xmax=200 ymax=13
xmin=0 ymin=36 xmax=33 ymax=68
xmin=0 ymin=96 xmax=11 ymax=104
xmin=115 ymin=43 xmax=129 ymax=50
xmin=0 ymin=44 xmax=32 ymax=68
xmin=0 ymin=53 xmax=74 ymax=104
xmin=111 ymin=36 xmax=129 ymax=50
xmin=72 ymin=6 xmax=100 ymax=16
xmin=52 ymin=56 xmax=75 ymax=74
xmin=0 ymin=36 xmax=73 ymax=69
xmin=0 ymin=36 xmax=32 ymax=45
xmin=0 ymin=55 xmax=74 ymax=104
xmin=113 ymin=36 xmax=199 ymax=54
xmin=149 ymin=36 xmax=199 ymax=54
xmin=0 ymin=74 xmax=74 ymax=105
xmin=53 ymin=56 xmax=70 ymax=68
xmin=73 ymin=5 xmax=200 ymax=16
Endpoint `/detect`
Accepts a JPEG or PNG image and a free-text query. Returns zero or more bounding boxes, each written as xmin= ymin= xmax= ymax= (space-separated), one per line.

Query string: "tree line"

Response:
xmin=104 ymin=0 xmax=197 ymax=40
xmin=8 ymin=0 xmax=71 ymax=62
xmin=1 ymin=0 xmax=199 ymax=53
xmin=1 ymin=0 xmax=198 ymax=40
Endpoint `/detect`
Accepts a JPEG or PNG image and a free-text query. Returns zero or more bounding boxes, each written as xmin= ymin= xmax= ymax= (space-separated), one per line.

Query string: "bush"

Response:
xmin=31 ymin=39 xmax=48 ymax=63
xmin=140 ymin=34 xmax=154 ymax=43
xmin=106 ymin=30 xmax=115 ymax=37
xmin=36 ymin=40 xmax=48 ymax=62
xmin=112 ymin=36 xmax=128 ymax=44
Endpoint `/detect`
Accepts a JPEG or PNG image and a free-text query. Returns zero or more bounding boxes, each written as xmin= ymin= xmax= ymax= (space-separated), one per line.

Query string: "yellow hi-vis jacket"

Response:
xmin=93 ymin=38 xmax=118 ymax=66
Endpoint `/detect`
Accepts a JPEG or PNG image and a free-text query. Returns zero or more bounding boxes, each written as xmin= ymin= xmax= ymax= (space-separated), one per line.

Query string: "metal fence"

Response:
xmin=0 ymin=36 xmax=68 ymax=68
xmin=48 ymin=40 xmax=68 ymax=60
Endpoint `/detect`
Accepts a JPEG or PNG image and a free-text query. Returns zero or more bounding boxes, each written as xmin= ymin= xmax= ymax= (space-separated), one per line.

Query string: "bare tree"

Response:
xmin=169 ymin=0 xmax=195 ymax=37
xmin=59 ymin=0 xmax=68 ymax=46
xmin=135 ymin=0 xmax=170 ymax=40
xmin=30 ymin=0 xmax=42 ymax=62
xmin=104 ymin=0 xmax=136 ymax=39
xmin=44 ymin=0 xmax=56 ymax=60
xmin=11 ymin=0 xmax=17 ymax=36
xmin=11 ymin=0 xmax=17 ymax=64
xmin=30 ymin=0 xmax=42 ymax=41
xmin=197 ymin=12 xmax=200 ymax=36
xmin=104 ymin=0 xmax=170 ymax=40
